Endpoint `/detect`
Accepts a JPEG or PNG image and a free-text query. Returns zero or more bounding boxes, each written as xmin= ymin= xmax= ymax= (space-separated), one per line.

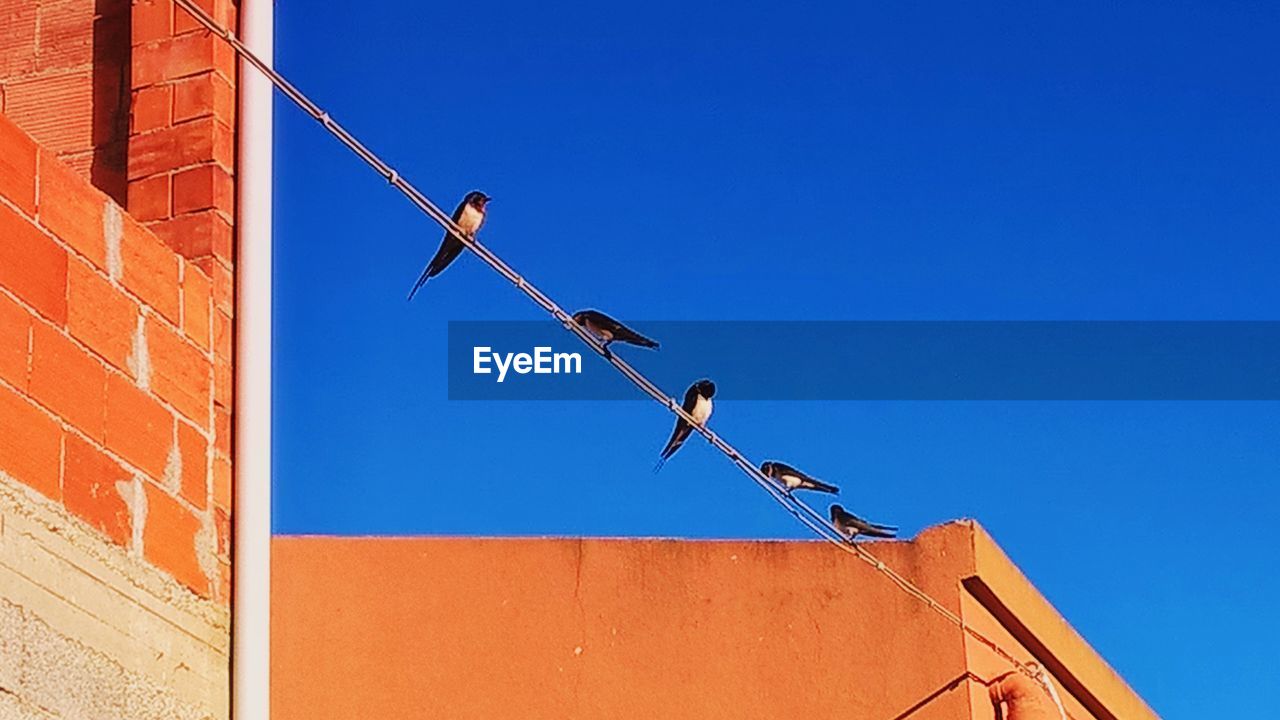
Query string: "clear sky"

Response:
xmin=271 ymin=2 xmax=1279 ymax=717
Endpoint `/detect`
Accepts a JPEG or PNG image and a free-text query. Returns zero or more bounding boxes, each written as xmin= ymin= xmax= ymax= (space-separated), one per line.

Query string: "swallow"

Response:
xmin=572 ymin=309 xmax=659 ymax=357
xmin=407 ymin=190 xmax=491 ymax=299
xmin=829 ymin=504 xmax=898 ymax=540
xmin=655 ymin=379 xmax=716 ymax=471
xmin=760 ymin=461 xmax=839 ymax=495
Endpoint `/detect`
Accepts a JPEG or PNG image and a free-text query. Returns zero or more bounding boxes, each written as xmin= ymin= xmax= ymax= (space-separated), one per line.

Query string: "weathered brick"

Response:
xmin=213 ymin=355 xmax=231 ymax=407
xmin=213 ymin=403 xmax=231 ymax=456
xmin=182 ymin=259 xmax=211 ymax=349
xmin=172 ymin=164 xmax=233 ymax=215
xmin=206 ymin=256 xmax=233 ymax=317
xmin=131 ymin=84 xmax=172 ymax=134
xmin=172 ymin=0 xmax=234 ymax=36
xmin=216 ymin=559 xmax=231 ymax=603
xmin=29 ymin=322 xmax=106 ymax=440
xmin=172 ymin=72 xmax=235 ymax=126
xmin=132 ymin=32 xmax=217 ymax=88
xmin=119 ymin=213 xmax=181 ymax=323
xmin=0 ymin=384 xmax=62 ymax=500
xmin=67 ymin=258 xmax=139 ymax=374
xmin=176 ymin=419 xmax=207 ymax=508
xmin=214 ymin=505 xmax=229 ymax=558
xmin=104 ymin=372 xmax=172 ymax=479
xmin=4 ymin=72 xmax=94 ymax=156
xmin=63 ymin=432 xmax=132 ymax=546
xmin=35 ymin=0 xmax=94 ymax=71
xmin=211 ymin=450 xmax=230 ymax=510
xmin=148 ymin=208 xmax=231 ymax=259
xmin=37 ymin=149 xmax=106 ymax=268
xmin=131 ymin=0 xmax=172 ymax=46
xmin=127 ymin=172 xmax=171 ymax=221
xmin=0 ymin=203 xmax=69 ymax=324
xmin=127 ymin=115 xmax=227 ymax=180
xmin=147 ymin=316 xmax=210 ymax=426
xmin=142 ymin=481 xmax=209 ymax=595
xmin=0 ymin=291 xmax=31 ymax=389
xmin=0 ymin=0 xmax=37 ymax=76
xmin=0 ymin=114 xmax=38 ymax=215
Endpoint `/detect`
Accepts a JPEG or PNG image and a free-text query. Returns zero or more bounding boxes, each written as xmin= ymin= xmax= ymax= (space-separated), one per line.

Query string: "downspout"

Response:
xmin=234 ymin=0 xmax=273 ymax=717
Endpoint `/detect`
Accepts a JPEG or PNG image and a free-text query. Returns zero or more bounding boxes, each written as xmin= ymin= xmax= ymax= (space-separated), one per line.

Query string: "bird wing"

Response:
xmin=610 ymin=320 xmax=659 ymax=348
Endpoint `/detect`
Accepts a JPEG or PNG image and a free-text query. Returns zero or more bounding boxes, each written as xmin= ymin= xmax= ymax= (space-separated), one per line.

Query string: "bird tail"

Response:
xmin=633 ymin=334 xmax=659 ymax=350
xmin=653 ymin=456 xmax=667 ymax=473
xmin=406 ymin=267 xmax=432 ymax=301
xmin=863 ymin=524 xmax=898 ymax=539
xmin=808 ymin=479 xmax=839 ymax=495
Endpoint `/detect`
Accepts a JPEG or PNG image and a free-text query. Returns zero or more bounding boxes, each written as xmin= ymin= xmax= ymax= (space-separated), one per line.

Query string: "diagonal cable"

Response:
xmin=173 ymin=0 xmax=1078 ymax=711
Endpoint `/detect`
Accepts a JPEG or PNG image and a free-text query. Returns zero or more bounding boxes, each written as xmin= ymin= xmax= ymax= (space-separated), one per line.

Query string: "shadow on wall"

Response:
xmin=92 ymin=0 xmax=131 ymax=204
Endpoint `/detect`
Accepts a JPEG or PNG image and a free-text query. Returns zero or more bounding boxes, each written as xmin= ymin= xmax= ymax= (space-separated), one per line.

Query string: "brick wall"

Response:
xmin=0 ymin=0 xmax=132 ymax=204
xmin=0 ymin=110 xmax=231 ymax=602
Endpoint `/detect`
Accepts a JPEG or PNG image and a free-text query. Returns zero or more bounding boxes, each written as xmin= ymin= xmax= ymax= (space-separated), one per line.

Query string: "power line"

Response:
xmin=173 ymin=2 xmax=1068 ymax=716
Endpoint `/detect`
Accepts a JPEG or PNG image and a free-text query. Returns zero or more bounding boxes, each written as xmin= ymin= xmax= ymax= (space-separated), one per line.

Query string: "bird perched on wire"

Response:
xmin=760 ymin=461 xmax=839 ymax=495
xmin=572 ymin=309 xmax=659 ymax=357
xmin=829 ymin=504 xmax=897 ymax=541
xmin=407 ymin=190 xmax=491 ymax=299
xmin=655 ymin=379 xmax=716 ymax=471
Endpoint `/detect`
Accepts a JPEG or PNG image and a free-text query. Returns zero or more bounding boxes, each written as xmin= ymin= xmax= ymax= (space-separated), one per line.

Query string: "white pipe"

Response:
xmin=234 ymin=0 xmax=273 ymax=716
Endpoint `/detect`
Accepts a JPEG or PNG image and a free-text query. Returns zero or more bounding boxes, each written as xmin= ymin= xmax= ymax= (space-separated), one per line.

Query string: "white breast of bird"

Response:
xmin=691 ymin=395 xmax=713 ymax=425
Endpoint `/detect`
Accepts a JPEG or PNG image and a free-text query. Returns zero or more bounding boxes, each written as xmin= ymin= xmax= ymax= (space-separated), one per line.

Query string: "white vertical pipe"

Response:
xmin=234 ymin=0 xmax=273 ymax=716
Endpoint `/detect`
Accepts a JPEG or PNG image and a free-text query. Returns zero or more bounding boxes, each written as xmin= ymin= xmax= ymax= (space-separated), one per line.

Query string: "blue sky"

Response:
xmin=272 ymin=2 xmax=1279 ymax=716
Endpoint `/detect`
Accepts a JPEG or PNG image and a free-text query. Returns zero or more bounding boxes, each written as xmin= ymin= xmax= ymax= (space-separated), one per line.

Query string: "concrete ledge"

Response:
xmin=0 ymin=473 xmax=228 ymax=719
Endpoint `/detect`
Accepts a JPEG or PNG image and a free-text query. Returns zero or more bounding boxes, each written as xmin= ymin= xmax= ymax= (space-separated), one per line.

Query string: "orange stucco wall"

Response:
xmin=272 ymin=522 xmax=1158 ymax=720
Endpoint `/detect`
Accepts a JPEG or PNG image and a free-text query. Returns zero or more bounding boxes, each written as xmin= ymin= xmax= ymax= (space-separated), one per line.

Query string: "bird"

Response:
xmin=655 ymin=379 xmax=716 ymax=471
xmin=760 ymin=461 xmax=839 ymax=495
xmin=407 ymin=190 xmax=491 ymax=299
xmin=572 ymin=309 xmax=659 ymax=356
xmin=829 ymin=504 xmax=898 ymax=541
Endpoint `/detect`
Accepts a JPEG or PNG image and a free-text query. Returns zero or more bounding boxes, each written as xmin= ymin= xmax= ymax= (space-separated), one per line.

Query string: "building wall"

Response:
xmin=271 ymin=523 xmax=1160 ymax=720
xmin=0 ymin=0 xmax=237 ymax=715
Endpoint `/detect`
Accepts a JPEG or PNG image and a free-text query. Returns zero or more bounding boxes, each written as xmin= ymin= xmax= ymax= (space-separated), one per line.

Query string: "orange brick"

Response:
xmin=127 ymin=115 xmax=220 ymax=180
xmin=0 ymin=292 xmax=31 ymax=389
xmin=2 ymin=72 xmax=93 ymax=157
xmin=0 ymin=114 xmax=38 ymax=214
xmin=142 ymin=482 xmax=209 ymax=595
xmin=211 ymin=450 xmax=230 ymax=509
xmin=183 ymin=260 xmax=211 ymax=349
xmin=172 ymin=72 xmax=235 ymax=126
xmin=147 ymin=316 xmax=210 ymax=426
xmin=214 ymin=505 xmax=229 ymax=558
xmin=104 ymin=373 xmax=172 ymax=479
xmin=127 ymin=172 xmax=171 ymax=221
xmin=213 ymin=403 xmax=231 ymax=456
xmin=148 ymin=209 xmax=232 ymax=260
xmin=67 ymin=259 xmax=138 ymax=374
xmin=37 ymin=149 xmax=106 ymax=268
xmin=29 ymin=322 xmax=106 ymax=440
xmin=119 ymin=214 xmax=181 ymax=323
xmin=63 ymin=433 xmax=132 ymax=546
xmin=216 ymin=559 xmax=230 ymax=605
xmin=172 ymin=164 xmax=233 ymax=215
xmin=0 ymin=203 xmax=68 ymax=324
xmin=213 ymin=355 xmax=232 ymax=407
xmin=173 ymin=0 xmax=234 ymax=35
xmin=213 ymin=307 xmax=232 ymax=360
xmin=131 ymin=84 xmax=172 ymax=134
xmin=0 ymin=1 xmax=37 ymax=77
xmin=176 ymin=420 xmax=207 ymax=508
xmin=208 ymin=257 xmax=233 ymax=317
xmin=0 ymin=384 xmax=62 ymax=500
xmin=132 ymin=32 xmax=217 ymax=88
xmin=131 ymin=0 xmax=172 ymax=46
xmin=35 ymin=0 xmax=94 ymax=71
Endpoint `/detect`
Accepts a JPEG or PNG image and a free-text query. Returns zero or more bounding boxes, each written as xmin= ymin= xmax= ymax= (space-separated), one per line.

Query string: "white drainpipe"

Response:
xmin=234 ymin=0 xmax=273 ymax=716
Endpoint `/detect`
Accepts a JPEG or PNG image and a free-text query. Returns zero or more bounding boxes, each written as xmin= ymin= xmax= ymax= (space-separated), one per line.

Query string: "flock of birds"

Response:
xmin=409 ymin=191 xmax=899 ymax=542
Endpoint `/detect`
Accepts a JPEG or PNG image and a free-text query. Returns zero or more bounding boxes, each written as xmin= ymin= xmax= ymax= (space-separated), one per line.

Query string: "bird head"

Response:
xmin=760 ymin=461 xmax=777 ymax=478
xmin=829 ymin=504 xmax=846 ymax=521
xmin=465 ymin=191 xmax=491 ymax=210
xmin=571 ymin=310 xmax=588 ymax=325
xmin=694 ymin=379 xmax=716 ymax=398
